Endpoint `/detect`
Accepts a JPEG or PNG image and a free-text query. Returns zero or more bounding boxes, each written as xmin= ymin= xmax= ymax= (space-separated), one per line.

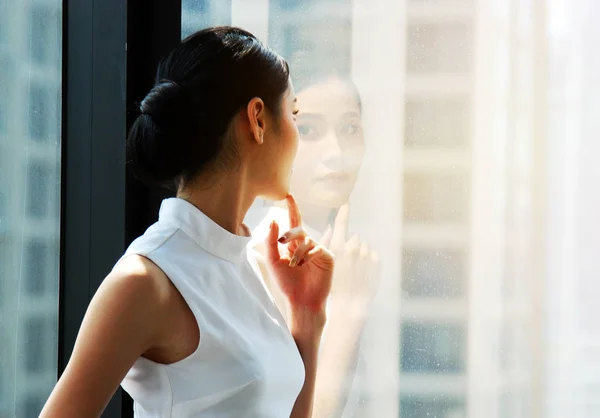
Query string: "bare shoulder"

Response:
xmin=39 ymin=255 xmax=175 ymax=417
xmin=109 ymin=254 xmax=172 ymax=301
xmin=87 ymin=253 xmax=175 ymax=348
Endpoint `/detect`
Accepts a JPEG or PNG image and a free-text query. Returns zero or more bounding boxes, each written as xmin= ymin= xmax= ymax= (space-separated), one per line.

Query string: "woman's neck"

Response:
xmin=177 ymin=169 xmax=255 ymax=236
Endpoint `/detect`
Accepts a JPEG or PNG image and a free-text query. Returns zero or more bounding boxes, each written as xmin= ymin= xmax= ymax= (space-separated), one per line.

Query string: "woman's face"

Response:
xmin=291 ymin=79 xmax=365 ymax=208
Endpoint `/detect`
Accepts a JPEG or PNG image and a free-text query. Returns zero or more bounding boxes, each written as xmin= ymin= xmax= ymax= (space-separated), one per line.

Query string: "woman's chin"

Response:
xmin=261 ymin=183 xmax=290 ymax=202
xmin=310 ymin=187 xmax=351 ymax=209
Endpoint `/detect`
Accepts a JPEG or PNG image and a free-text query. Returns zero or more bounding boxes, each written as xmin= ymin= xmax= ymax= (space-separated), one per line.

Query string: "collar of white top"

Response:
xmin=159 ymin=198 xmax=252 ymax=263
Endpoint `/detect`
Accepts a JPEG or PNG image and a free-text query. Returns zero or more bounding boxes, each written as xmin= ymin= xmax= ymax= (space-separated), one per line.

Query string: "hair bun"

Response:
xmin=127 ymin=80 xmax=194 ymax=187
xmin=140 ymin=80 xmax=188 ymax=120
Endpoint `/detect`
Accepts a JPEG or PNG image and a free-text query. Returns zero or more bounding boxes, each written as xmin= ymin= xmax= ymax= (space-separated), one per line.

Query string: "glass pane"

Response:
xmin=401 ymin=323 xmax=466 ymax=373
xmin=0 ymin=1 xmax=62 ymax=416
xmin=405 ymin=98 xmax=470 ymax=149
xmin=407 ymin=22 xmax=472 ymax=75
xmin=179 ymin=1 xmax=600 ymax=417
xmin=402 ymin=248 xmax=466 ymax=298
xmin=400 ymin=395 xmax=466 ymax=418
xmin=182 ymin=0 xmax=232 ymax=39
xmin=403 ymin=172 xmax=470 ymax=223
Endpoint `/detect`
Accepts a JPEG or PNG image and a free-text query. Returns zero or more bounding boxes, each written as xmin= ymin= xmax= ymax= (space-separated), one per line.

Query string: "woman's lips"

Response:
xmin=316 ymin=172 xmax=351 ymax=185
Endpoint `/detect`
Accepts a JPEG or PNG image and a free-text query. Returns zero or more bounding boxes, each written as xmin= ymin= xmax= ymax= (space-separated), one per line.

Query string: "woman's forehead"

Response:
xmin=298 ymin=83 xmax=360 ymax=116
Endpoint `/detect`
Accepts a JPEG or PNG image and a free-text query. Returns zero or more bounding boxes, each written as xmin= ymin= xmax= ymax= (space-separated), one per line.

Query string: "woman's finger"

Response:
xmin=278 ymin=226 xmax=308 ymax=244
xmin=343 ymin=233 xmax=360 ymax=257
xmin=265 ymin=220 xmax=282 ymax=263
xmin=359 ymin=241 xmax=369 ymax=261
xmin=302 ymin=245 xmax=335 ymax=266
xmin=289 ymin=237 xmax=317 ymax=267
xmin=285 ymin=194 xmax=303 ymax=229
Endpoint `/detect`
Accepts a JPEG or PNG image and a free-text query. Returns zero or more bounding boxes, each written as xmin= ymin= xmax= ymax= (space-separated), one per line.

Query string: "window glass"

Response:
xmin=182 ymin=0 xmax=232 ymax=39
xmin=28 ymin=85 xmax=51 ymax=142
xmin=402 ymin=248 xmax=466 ymax=298
xmin=0 ymin=59 xmax=9 ymax=135
xmin=405 ymin=98 xmax=470 ymax=149
xmin=400 ymin=395 xmax=466 ymax=418
xmin=401 ymin=322 xmax=466 ymax=373
xmin=407 ymin=23 xmax=472 ymax=75
xmin=24 ymin=239 xmax=55 ymax=297
xmin=403 ymin=172 xmax=470 ymax=223
xmin=30 ymin=6 xmax=60 ymax=66
xmin=26 ymin=160 xmax=53 ymax=219
xmin=180 ymin=1 xmax=600 ymax=417
xmin=0 ymin=1 xmax=61 ymax=416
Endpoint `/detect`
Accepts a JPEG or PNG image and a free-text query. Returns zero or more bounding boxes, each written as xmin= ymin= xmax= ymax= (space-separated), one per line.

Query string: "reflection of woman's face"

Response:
xmin=291 ymin=79 xmax=365 ymax=209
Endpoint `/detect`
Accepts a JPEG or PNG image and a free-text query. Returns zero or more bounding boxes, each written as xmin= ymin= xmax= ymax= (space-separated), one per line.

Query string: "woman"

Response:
xmin=248 ymin=77 xmax=380 ymax=417
xmin=41 ymin=27 xmax=334 ymax=418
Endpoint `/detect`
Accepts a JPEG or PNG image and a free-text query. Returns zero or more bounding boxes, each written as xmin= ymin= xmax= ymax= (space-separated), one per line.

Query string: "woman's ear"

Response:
xmin=247 ymin=97 xmax=266 ymax=145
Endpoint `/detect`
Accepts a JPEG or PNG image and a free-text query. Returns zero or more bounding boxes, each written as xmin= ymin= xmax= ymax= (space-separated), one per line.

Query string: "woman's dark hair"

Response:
xmin=127 ymin=26 xmax=290 ymax=189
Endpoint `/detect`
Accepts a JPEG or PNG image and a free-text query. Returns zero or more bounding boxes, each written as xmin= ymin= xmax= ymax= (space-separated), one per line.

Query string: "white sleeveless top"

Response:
xmin=117 ymin=198 xmax=305 ymax=417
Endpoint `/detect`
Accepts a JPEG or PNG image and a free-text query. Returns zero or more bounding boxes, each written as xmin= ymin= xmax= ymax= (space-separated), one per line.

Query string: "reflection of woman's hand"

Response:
xmin=311 ymin=205 xmax=380 ymax=418
xmin=321 ymin=204 xmax=380 ymax=313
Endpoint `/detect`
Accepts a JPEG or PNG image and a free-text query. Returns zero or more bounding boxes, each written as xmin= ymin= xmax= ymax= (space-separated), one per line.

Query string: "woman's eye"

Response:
xmin=297 ymin=124 xmax=319 ymax=140
xmin=341 ymin=122 xmax=361 ymax=136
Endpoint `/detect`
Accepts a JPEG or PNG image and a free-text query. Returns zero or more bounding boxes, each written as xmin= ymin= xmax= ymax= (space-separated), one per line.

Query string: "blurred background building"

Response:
xmin=0 ymin=0 xmax=62 ymax=417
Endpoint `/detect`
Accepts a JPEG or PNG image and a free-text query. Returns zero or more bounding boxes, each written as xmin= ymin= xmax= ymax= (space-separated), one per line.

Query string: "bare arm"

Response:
xmin=40 ymin=257 xmax=171 ymax=418
xmin=311 ymin=300 xmax=367 ymax=417
xmin=289 ymin=307 xmax=326 ymax=418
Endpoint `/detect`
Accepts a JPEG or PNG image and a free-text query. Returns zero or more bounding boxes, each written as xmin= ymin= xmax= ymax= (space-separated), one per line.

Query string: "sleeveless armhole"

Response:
xmin=115 ymin=228 xmax=205 ymax=367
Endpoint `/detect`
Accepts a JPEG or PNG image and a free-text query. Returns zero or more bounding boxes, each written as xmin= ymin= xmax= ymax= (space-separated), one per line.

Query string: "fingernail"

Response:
xmin=278 ymin=236 xmax=287 ymax=243
xmin=270 ymin=220 xmax=275 ymax=229
xmin=289 ymin=256 xmax=298 ymax=267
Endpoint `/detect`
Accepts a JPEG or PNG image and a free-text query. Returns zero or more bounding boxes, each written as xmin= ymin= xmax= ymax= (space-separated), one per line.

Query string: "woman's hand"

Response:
xmin=264 ymin=195 xmax=334 ymax=314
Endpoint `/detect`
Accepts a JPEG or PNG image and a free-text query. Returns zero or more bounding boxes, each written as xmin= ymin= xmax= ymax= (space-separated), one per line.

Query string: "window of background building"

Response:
xmin=401 ymin=322 xmax=466 ymax=374
xmin=0 ymin=58 xmax=9 ymax=136
xmin=0 ymin=190 xmax=5 ymax=233
xmin=400 ymin=395 xmax=466 ymax=418
xmin=182 ymin=0 xmax=231 ymax=39
xmin=407 ymin=22 xmax=472 ymax=75
xmin=22 ymin=395 xmax=48 ymax=418
xmin=402 ymin=248 xmax=466 ymax=298
xmin=29 ymin=6 xmax=60 ymax=66
xmin=24 ymin=317 xmax=46 ymax=374
xmin=24 ymin=240 xmax=52 ymax=297
xmin=404 ymin=98 xmax=470 ymax=149
xmin=26 ymin=160 xmax=52 ymax=219
xmin=0 ymin=368 xmax=5 ymax=416
xmin=403 ymin=172 xmax=470 ymax=223
xmin=0 ymin=103 xmax=4 ymax=136
xmin=28 ymin=85 xmax=51 ymax=142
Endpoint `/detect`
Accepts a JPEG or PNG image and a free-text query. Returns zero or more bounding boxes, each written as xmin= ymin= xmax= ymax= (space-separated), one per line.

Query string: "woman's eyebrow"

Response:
xmin=296 ymin=112 xmax=325 ymax=120
xmin=341 ymin=111 xmax=360 ymax=118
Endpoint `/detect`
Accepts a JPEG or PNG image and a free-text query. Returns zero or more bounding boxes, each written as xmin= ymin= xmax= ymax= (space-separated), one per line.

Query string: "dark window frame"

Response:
xmin=59 ymin=0 xmax=181 ymax=417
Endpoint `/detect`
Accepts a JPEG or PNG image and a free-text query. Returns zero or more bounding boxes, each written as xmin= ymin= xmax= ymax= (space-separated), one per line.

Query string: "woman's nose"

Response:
xmin=322 ymin=150 xmax=363 ymax=172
